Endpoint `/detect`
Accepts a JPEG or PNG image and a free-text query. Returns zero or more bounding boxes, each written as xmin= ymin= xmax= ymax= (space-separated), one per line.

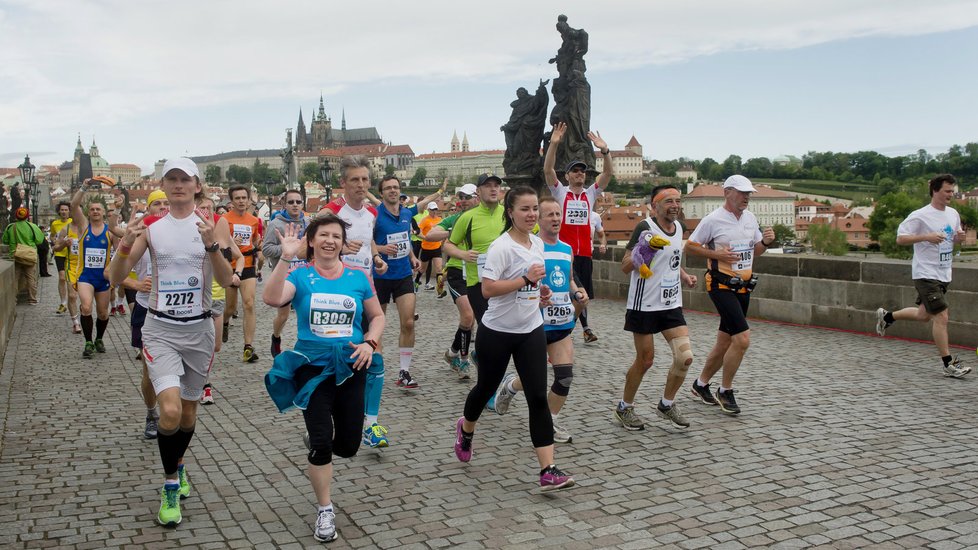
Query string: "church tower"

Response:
xmin=462 ymin=132 xmax=470 ymax=152
xmin=90 ymin=137 xmax=100 ymax=158
xmin=451 ymin=131 xmax=460 ymax=153
xmin=310 ymin=93 xmax=332 ymax=150
xmin=296 ymin=108 xmax=309 ymax=152
xmin=74 ymin=133 xmax=84 ymax=161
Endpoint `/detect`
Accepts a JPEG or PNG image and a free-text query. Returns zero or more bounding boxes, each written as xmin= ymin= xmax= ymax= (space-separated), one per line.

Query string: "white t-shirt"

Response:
xmin=332 ymin=202 xmax=377 ymax=272
xmin=626 ymin=217 xmax=685 ymax=312
xmin=897 ymin=204 xmax=961 ymax=282
xmin=133 ymin=252 xmax=153 ymax=308
xmin=147 ymin=214 xmax=213 ymax=325
xmin=590 ymin=211 xmax=603 ymax=236
xmin=480 ymin=232 xmax=546 ymax=334
xmin=688 ymin=207 xmax=763 ymax=279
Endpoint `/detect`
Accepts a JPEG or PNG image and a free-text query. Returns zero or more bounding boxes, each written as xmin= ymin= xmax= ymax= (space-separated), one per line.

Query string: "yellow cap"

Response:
xmin=147 ymin=190 xmax=167 ymax=207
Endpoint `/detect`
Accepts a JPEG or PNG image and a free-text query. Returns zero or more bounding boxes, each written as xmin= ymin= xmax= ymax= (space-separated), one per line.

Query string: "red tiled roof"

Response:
xmin=416 ymin=150 xmax=505 ymax=160
xmin=111 ymin=163 xmax=141 ymax=169
xmin=687 ymin=184 xmax=794 ymax=199
xmin=794 ymin=199 xmax=822 ymax=207
xmin=626 ymin=135 xmax=641 ymax=147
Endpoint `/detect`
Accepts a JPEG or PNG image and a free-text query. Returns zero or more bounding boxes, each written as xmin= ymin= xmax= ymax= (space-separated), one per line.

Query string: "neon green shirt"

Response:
xmin=447 ymin=203 xmax=505 ymax=286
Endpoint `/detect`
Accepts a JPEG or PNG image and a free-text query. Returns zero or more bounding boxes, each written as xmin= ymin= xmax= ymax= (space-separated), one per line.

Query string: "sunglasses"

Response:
xmin=286 ymin=200 xmax=303 ymax=205
xmin=458 ymin=193 xmax=474 ymax=199
xmin=569 ymin=167 xmax=586 ymax=174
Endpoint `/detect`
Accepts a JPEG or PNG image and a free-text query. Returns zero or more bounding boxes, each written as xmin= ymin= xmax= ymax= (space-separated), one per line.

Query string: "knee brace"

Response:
xmin=550 ymin=364 xmax=573 ymax=397
xmin=668 ymin=336 xmax=693 ymax=378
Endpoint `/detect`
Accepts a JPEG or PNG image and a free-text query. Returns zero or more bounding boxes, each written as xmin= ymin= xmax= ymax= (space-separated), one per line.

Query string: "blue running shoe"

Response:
xmin=362 ymin=423 xmax=389 ymax=448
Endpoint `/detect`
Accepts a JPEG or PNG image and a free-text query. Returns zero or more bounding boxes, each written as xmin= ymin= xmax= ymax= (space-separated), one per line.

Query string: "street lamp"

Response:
xmin=18 ymin=154 xmax=37 ymax=222
xmin=320 ymin=159 xmax=332 ymax=203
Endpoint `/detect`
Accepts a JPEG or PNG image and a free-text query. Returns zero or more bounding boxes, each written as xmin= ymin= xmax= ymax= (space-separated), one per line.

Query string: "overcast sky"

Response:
xmin=2 ymin=0 xmax=977 ymax=174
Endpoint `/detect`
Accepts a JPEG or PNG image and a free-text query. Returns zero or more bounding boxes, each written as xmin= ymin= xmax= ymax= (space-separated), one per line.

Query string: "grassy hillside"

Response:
xmin=753 ymin=178 xmax=876 ymax=201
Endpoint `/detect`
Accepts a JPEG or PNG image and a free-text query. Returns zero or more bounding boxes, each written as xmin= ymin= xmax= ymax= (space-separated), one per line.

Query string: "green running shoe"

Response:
xmin=94 ymin=339 xmax=106 ymax=353
xmin=83 ymin=341 xmax=95 ymax=359
xmin=157 ymin=483 xmax=182 ymax=527
xmin=177 ymin=466 xmax=191 ymax=499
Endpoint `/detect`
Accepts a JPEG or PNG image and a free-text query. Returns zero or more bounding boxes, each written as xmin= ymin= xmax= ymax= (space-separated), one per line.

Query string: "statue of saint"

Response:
xmin=548 ymin=15 xmax=595 ymax=175
xmin=501 ymin=80 xmax=550 ymax=179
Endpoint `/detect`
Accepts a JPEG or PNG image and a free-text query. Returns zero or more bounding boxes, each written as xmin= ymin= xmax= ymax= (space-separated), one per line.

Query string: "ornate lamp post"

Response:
xmin=18 ymin=154 xmax=37 ymax=222
xmin=320 ymin=159 xmax=333 ymax=203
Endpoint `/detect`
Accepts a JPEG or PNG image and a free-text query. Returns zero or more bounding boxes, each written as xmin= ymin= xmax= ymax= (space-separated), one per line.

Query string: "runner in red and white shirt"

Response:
xmin=544 ymin=121 xmax=613 ymax=344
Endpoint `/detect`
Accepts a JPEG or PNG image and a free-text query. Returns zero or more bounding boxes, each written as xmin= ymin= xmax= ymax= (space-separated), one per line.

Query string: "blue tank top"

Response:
xmin=79 ymin=224 xmax=111 ymax=280
xmin=541 ymin=239 xmax=575 ymax=331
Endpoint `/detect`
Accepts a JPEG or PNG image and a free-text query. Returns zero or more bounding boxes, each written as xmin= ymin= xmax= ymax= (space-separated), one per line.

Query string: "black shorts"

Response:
xmin=130 ymin=302 xmax=148 ymax=349
xmin=55 ymin=256 xmax=67 ymax=272
xmin=419 ymin=247 xmax=442 ymax=262
xmin=375 ymin=276 xmax=415 ymax=305
xmin=412 ymin=240 xmax=422 ymax=258
xmin=545 ymin=328 xmax=574 ymax=345
xmin=914 ymin=279 xmax=949 ymax=315
xmin=239 ymin=266 xmax=257 ymax=281
xmin=573 ymin=256 xmax=594 ymax=297
xmin=624 ymin=308 xmax=687 ymax=335
xmin=709 ymin=290 xmax=751 ymax=336
xmin=124 ymin=288 xmax=138 ymax=305
xmin=447 ymin=267 xmax=467 ymax=303
xmin=468 ymin=283 xmax=489 ymax=324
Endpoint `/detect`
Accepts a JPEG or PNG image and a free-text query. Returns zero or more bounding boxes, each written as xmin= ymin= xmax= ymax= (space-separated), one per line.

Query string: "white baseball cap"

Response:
xmin=427 ymin=201 xmax=439 ymax=210
xmin=458 ymin=183 xmax=478 ymax=196
xmin=722 ymin=174 xmax=756 ymax=193
xmin=161 ymin=157 xmax=200 ymax=179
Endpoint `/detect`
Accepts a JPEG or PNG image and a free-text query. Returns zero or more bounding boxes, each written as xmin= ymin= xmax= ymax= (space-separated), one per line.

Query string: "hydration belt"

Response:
xmin=708 ymin=270 xmax=758 ymax=292
xmin=149 ymin=308 xmax=213 ymax=322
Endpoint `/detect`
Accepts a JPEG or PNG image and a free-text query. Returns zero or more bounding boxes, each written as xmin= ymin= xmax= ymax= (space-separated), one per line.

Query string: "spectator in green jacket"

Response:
xmin=2 ymin=207 xmax=45 ymax=304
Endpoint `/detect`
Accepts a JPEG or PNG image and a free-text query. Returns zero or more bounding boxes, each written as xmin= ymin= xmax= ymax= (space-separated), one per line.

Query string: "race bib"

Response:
xmin=309 ymin=293 xmax=357 ymax=339
xmin=288 ymin=256 xmax=306 ymax=271
xmin=939 ymin=240 xmax=953 ymax=269
xmin=730 ymin=239 xmax=753 ymax=272
xmin=476 ymin=253 xmax=487 ymax=278
xmin=543 ymin=292 xmax=574 ymax=325
xmin=516 ymin=281 xmax=540 ymax=304
xmin=84 ymin=248 xmax=106 ymax=269
xmin=661 ymin=274 xmax=680 ymax=307
xmin=70 ymin=239 xmax=79 ymax=256
xmin=565 ymin=200 xmax=588 ymax=226
xmin=233 ymin=224 xmax=253 ymax=247
xmin=157 ymin=276 xmax=203 ymax=318
xmin=387 ymin=231 xmax=409 ymax=260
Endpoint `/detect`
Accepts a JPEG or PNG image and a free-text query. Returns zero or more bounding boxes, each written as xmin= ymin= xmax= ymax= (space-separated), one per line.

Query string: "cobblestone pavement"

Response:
xmin=2 ymin=273 xmax=978 ymax=549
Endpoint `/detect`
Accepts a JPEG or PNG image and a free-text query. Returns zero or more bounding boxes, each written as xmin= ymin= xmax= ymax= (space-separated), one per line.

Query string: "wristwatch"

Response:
xmin=600 ymin=148 xmax=610 ymax=155
xmin=204 ymin=241 xmax=220 ymax=253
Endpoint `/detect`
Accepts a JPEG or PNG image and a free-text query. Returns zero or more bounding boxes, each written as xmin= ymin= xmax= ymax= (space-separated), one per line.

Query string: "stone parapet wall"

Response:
xmin=0 ymin=259 xmax=17 ymax=361
xmin=591 ymin=248 xmax=978 ymax=349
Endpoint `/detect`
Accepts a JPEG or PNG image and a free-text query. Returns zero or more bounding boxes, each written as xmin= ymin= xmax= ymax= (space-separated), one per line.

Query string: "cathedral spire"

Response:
xmin=297 ymin=107 xmax=305 ymax=127
xmin=318 ymin=93 xmax=326 ymax=121
xmin=342 ymin=108 xmax=346 ymax=131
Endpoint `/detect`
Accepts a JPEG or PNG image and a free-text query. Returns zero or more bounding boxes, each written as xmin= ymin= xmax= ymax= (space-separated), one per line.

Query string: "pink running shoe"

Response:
xmin=453 ymin=417 xmax=472 ymax=463
xmin=540 ymin=465 xmax=575 ymax=492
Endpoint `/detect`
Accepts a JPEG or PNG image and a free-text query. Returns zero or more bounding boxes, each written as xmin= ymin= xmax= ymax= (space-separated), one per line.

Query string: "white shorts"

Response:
xmin=143 ymin=316 xmax=216 ymax=401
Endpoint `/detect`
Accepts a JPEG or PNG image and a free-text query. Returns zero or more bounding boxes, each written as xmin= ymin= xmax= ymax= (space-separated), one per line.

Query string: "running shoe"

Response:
xmin=469 ymin=349 xmax=479 ymax=368
xmin=271 ymin=335 xmax=282 ymax=358
xmin=453 ymin=417 xmax=472 ymax=462
xmin=486 ymin=392 xmax=496 ymax=412
xmin=303 ymin=431 xmax=311 ymax=450
xmin=362 ymin=423 xmax=389 ymax=448
xmin=540 ymin=465 xmax=575 ymax=492
xmin=243 ymin=345 xmax=259 ymax=363
xmin=200 ymin=384 xmax=214 ymax=404
xmin=83 ymin=341 xmax=95 ymax=359
xmin=118 ymin=305 xmax=127 ymax=316
xmin=396 ymin=369 xmax=419 ymax=389
xmin=144 ymin=413 xmax=159 ymax=439
xmin=493 ymin=374 xmax=518 ymax=415
xmin=414 ymin=280 xmax=421 ymax=293
xmin=457 ymin=356 xmax=471 ymax=380
xmin=715 ymin=388 xmax=741 ymax=415
xmin=56 ymin=304 xmax=67 ymax=314
xmin=943 ymin=357 xmax=972 ymax=378
xmin=553 ymin=423 xmax=573 ymax=444
xmin=656 ymin=401 xmax=691 ymax=428
xmin=444 ymin=349 xmax=459 ymax=372
xmin=157 ymin=483 xmax=182 ymax=527
xmin=313 ymin=509 xmax=338 ymax=543
xmin=256 ymin=272 xmax=263 ymax=283
xmin=875 ymin=307 xmax=890 ymax=336
xmin=436 ymin=275 xmax=447 ymax=298
xmin=222 ymin=323 xmax=229 ymax=343
xmin=690 ymin=381 xmax=719 ymax=405
xmin=177 ymin=465 xmax=191 ymax=499
xmin=94 ymin=339 xmax=106 ymax=353
xmin=110 ymin=306 xmax=116 ymax=317
xmin=424 ymin=283 xmax=435 ymax=291
xmin=613 ymin=405 xmax=645 ymax=430
xmin=583 ymin=328 xmax=598 ymax=344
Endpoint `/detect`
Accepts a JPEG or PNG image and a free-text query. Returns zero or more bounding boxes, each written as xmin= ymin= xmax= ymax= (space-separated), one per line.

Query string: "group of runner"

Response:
xmin=39 ymin=128 xmax=969 ymax=543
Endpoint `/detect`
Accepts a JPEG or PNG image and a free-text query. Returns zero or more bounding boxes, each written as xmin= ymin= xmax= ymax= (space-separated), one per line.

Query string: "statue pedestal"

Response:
xmin=503 ymin=174 xmax=545 ymax=194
